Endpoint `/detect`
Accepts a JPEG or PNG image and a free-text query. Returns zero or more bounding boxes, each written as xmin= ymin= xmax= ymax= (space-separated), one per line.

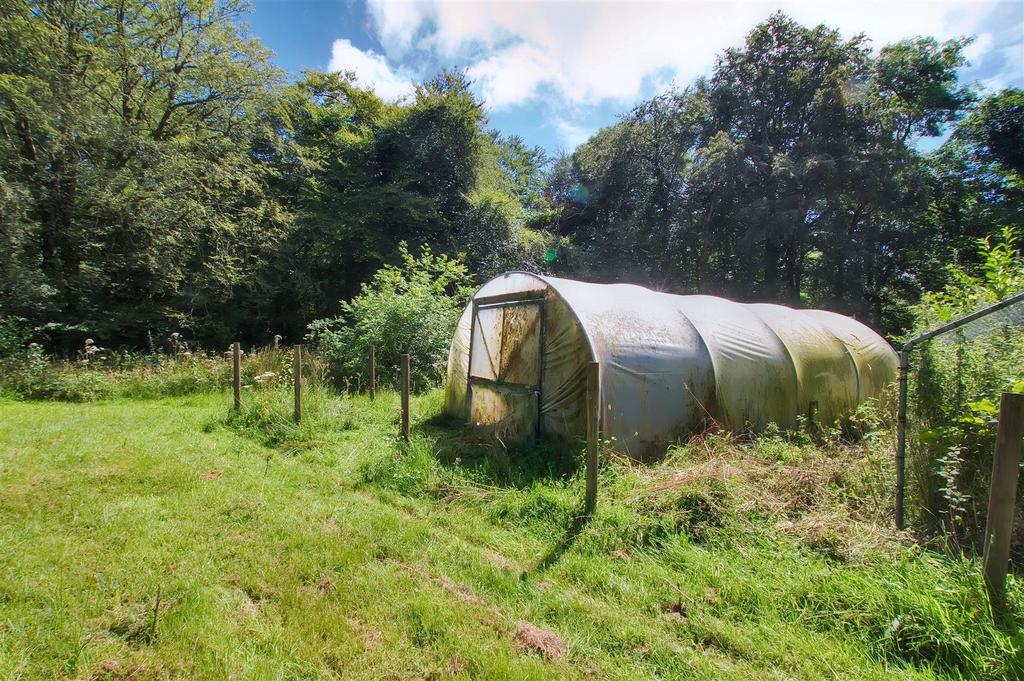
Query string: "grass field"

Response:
xmin=0 ymin=390 xmax=1021 ymax=680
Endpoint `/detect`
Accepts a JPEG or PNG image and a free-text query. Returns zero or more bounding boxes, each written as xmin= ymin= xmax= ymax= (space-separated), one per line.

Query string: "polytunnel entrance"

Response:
xmin=467 ymin=290 xmax=546 ymax=442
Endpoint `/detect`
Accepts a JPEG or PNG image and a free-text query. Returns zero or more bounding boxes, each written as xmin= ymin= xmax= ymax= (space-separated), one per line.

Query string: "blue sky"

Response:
xmin=244 ymin=0 xmax=1024 ymax=155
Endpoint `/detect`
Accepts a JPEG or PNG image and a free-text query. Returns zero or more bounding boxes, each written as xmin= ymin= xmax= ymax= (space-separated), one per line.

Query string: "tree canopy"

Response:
xmin=1 ymin=4 xmax=1020 ymax=349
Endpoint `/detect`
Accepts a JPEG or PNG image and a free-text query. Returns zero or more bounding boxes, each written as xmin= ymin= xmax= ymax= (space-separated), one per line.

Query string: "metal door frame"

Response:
xmin=466 ymin=289 xmax=546 ymax=439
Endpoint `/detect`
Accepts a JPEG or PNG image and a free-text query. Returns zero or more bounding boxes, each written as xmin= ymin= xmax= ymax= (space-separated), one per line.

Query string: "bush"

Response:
xmin=308 ymin=243 xmax=473 ymax=392
xmin=907 ymin=226 xmax=1024 ymax=546
xmin=0 ymin=317 xmax=32 ymax=357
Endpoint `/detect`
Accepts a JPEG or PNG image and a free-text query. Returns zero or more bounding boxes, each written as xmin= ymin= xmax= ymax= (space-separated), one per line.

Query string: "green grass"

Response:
xmin=0 ymin=390 xmax=1020 ymax=679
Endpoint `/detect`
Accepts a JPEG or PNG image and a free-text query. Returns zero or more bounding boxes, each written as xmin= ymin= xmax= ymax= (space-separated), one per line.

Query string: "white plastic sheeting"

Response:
xmin=444 ymin=272 xmax=897 ymax=458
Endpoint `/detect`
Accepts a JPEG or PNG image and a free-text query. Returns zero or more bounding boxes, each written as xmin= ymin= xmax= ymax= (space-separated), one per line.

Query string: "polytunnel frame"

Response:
xmin=895 ymin=289 xmax=1024 ymax=529
xmin=464 ymin=273 xmax=601 ymax=441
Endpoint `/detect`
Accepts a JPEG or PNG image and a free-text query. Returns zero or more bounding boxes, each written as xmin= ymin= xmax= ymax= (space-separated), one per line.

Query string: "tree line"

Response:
xmin=1 ymin=2 xmax=1021 ymax=351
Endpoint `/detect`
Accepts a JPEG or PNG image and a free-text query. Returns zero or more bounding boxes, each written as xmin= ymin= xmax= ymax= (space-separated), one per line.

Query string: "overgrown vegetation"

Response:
xmin=1 ymin=389 xmax=1019 ymax=679
xmin=0 ymin=339 xmax=322 ymax=402
xmin=307 ymin=244 xmax=473 ymax=391
xmin=906 ymin=227 xmax=1024 ymax=548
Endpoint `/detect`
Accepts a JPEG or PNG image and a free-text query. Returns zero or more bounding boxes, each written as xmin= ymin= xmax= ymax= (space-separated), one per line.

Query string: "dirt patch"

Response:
xmin=362 ymin=628 xmax=384 ymax=650
xmin=512 ymin=621 xmax=567 ymax=660
xmin=236 ymin=596 xmax=260 ymax=620
xmin=199 ymin=469 xmax=223 ymax=480
xmin=347 ymin=617 xmax=384 ymax=651
xmin=445 ymin=654 xmax=467 ymax=676
xmin=436 ymin=575 xmax=485 ymax=605
xmin=88 ymin=660 xmax=164 ymax=681
xmin=662 ymin=602 xmax=687 ymax=620
xmin=485 ymin=550 xmax=514 ymax=571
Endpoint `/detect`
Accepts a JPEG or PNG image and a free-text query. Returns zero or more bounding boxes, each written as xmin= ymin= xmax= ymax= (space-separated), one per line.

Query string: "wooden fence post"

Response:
xmin=400 ymin=353 xmax=411 ymax=442
xmin=293 ymin=344 xmax=302 ymax=423
xmin=584 ymin=361 xmax=600 ymax=515
xmin=369 ymin=345 xmax=376 ymax=399
xmin=232 ymin=342 xmax=241 ymax=410
xmin=983 ymin=392 xmax=1024 ymax=604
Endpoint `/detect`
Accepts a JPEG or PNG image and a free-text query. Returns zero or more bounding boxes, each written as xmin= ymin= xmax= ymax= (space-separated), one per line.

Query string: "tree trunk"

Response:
xmin=763 ymin=234 xmax=780 ymax=299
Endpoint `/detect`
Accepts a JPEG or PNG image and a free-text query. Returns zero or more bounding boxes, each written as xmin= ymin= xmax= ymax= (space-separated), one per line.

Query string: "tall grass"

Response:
xmin=0 ymin=344 xmax=328 ymax=402
xmin=349 ymin=407 xmax=1023 ymax=679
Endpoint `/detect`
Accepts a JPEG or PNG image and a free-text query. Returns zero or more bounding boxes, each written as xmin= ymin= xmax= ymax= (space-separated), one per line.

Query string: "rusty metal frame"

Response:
xmin=473 ymin=289 xmax=547 ymax=308
xmin=466 ymin=293 xmax=546 ymax=437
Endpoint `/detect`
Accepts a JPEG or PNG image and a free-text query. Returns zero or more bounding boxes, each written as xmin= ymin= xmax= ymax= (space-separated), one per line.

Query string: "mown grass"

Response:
xmin=0 ymin=389 xmax=1021 ymax=680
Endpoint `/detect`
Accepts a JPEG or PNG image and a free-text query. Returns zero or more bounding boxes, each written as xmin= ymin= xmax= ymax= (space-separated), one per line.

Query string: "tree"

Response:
xmin=544 ymin=12 xmax=978 ymax=333
xmin=0 ymin=0 xmax=285 ymax=347
xmin=255 ymin=68 xmax=555 ymax=340
xmin=954 ymin=88 xmax=1024 ymax=178
xmin=307 ymin=243 xmax=473 ymax=389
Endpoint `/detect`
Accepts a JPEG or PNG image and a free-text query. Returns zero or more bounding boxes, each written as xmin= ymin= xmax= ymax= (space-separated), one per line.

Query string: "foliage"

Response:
xmin=907 ymin=227 xmax=1024 ymax=545
xmin=0 ymin=0 xmax=287 ymax=347
xmin=0 ymin=5 xmax=549 ymax=350
xmin=0 ymin=316 xmax=32 ymax=357
xmin=955 ymin=88 xmax=1024 ymax=177
xmin=544 ymin=12 xmax=989 ymax=334
xmin=2 ymin=6 xmax=1021 ymax=346
xmin=308 ymin=243 xmax=473 ymax=391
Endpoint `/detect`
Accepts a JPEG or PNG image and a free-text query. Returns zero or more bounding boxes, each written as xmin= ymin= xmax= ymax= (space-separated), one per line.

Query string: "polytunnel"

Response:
xmin=444 ymin=272 xmax=898 ymax=459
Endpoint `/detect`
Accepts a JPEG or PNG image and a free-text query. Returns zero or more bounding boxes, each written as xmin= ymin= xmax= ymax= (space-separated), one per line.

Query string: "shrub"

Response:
xmin=308 ymin=243 xmax=473 ymax=392
xmin=0 ymin=317 xmax=32 ymax=357
xmin=0 ymin=346 xmax=118 ymax=401
xmin=907 ymin=226 xmax=1024 ymax=546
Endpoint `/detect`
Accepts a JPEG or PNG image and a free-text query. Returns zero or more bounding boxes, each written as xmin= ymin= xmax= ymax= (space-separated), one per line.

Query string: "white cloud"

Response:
xmin=365 ymin=0 xmax=1003 ymax=110
xmin=327 ymin=38 xmax=415 ymax=100
xmin=467 ymin=42 xmax=553 ymax=109
xmin=963 ymin=30 xmax=994 ymax=63
xmin=554 ymin=120 xmax=596 ymax=150
xmin=366 ymin=1 xmax=431 ymax=54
